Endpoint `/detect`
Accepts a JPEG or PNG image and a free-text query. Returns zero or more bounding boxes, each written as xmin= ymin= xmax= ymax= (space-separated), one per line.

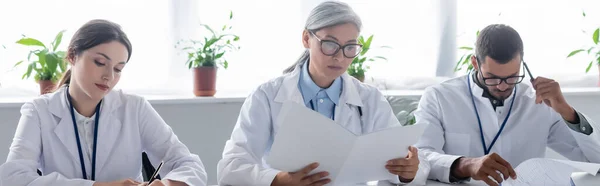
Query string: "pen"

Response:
xmin=148 ymin=161 xmax=164 ymax=184
xmin=523 ymin=62 xmax=534 ymax=82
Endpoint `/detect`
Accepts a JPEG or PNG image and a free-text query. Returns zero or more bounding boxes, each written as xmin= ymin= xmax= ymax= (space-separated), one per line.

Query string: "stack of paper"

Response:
xmin=503 ymin=158 xmax=600 ymax=186
xmin=267 ymin=101 xmax=424 ymax=185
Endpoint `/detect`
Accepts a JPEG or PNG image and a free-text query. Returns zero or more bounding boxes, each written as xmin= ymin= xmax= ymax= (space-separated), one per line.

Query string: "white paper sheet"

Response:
xmin=503 ymin=158 xmax=600 ymax=186
xmin=267 ymin=101 xmax=424 ymax=185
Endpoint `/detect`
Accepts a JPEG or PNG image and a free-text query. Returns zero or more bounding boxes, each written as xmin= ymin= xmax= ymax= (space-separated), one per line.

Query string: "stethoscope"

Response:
xmin=467 ymin=71 xmax=516 ymax=155
xmin=66 ymin=86 xmax=102 ymax=180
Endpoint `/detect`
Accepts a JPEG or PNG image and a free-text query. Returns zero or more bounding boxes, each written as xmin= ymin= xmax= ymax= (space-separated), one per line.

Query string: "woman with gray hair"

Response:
xmin=217 ymin=1 xmax=428 ymax=185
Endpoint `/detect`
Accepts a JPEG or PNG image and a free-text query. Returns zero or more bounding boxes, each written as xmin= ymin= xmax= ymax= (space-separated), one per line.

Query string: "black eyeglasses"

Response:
xmin=477 ymin=60 xmax=535 ymax=86
xmin=310 ymin=31 xmax=362 ymax=58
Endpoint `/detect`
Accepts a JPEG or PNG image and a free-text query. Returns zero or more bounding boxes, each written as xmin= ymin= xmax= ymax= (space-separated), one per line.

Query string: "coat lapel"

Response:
xmin=50 ymin=87 xmax=83 ymax=167
xmin=94 ymin=90 xmax=124 ymax=174
xmin=336 ymin=74 xmax=364 ymax=131
xmin=49 ymin=87 xmax=124 ymax=175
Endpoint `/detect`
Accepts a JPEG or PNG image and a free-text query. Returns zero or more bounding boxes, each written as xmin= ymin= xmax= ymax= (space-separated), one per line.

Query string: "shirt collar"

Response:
xmin=298 ymin=60 xmax=342 ymax=105
xmin=472 ymin=71 xmax=506 ymax=109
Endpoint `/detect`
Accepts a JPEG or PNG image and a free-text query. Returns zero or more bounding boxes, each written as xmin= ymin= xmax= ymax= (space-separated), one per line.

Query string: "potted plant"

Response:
xmin=13 ymin=30 xmax=68 ymax=94
xmin=177 ymin=11 xmax=240 ymax=96
xmin=454 ymin=30 xmax=479 ymax=73
xmin=347 ymin=34 xmax=388 ymax=82
xmin=566 ymin=11 xmax=600 ymax=86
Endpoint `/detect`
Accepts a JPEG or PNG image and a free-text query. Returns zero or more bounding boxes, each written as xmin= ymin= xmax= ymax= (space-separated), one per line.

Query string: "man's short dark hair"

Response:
xmin=475 ymin=24 xmax=524 ymax=64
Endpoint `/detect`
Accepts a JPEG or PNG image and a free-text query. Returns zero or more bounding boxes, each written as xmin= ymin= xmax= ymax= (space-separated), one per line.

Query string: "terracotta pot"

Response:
xmin=39 ymin=80 xmax=56 ymax=95
xmin=193 ymin=67 xmax=217 ymax=97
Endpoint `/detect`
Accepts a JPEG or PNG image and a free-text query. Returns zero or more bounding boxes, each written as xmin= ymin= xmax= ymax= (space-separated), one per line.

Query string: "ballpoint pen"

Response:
xmin=148 ymin=161 xmax=164 ymax=184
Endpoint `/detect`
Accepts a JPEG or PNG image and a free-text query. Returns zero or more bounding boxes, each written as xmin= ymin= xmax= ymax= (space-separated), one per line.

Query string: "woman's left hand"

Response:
xmin=385 ymin=146 xmax=419 ymax=182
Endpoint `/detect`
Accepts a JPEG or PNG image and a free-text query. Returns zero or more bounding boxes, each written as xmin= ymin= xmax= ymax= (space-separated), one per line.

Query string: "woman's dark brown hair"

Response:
xmin=55 ymin=19 xmax=132 ymax=90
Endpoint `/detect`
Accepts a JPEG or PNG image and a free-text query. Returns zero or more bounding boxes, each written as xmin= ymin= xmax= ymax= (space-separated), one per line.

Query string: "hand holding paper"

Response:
xmin=267 ymin=101 xmax=424 ymax=185
xmin=271 ymin=162 xmax=331 ymax=186
xmin=385 ymin=146 xmax=420 ymax=182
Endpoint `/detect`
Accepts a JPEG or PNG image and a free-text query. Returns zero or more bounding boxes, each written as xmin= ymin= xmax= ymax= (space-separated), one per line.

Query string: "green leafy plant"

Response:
xmin=347 ymin=34 xmax=389 ymax=80
xmin=454 ymin=30 xmax=480 ymax=73
xmin=566 ymin=11 xmax=600 ymax=73
xmin=177 ymin=11 xmax=240 ymax=69
xmin=13 ymin=30 xmax=68 ymax=82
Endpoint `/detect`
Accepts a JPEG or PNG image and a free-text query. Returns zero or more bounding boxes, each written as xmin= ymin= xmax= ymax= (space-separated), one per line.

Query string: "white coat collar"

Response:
xmin=48 ymin=86 xmax=124 ymax=175
xmin=273 ymin=64 xmax=364 ymax=107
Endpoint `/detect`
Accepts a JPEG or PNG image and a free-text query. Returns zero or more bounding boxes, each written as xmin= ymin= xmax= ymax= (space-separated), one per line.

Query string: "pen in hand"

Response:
xmin=148 ymin=161 xmax=164 ymax=184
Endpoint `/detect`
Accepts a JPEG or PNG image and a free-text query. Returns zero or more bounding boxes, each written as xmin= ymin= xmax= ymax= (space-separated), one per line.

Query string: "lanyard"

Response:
xmin=467 ymin=72 xmax=517 ymax=155
xmin=309 ymin=100 xmax=335 ymax=120
xmin=66 ymin=86 xmax=102 ymax=180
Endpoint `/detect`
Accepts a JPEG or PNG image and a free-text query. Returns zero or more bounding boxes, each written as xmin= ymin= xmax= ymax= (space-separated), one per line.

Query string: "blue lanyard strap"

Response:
xmin=467 ymin=73 xmax=517 ymax=155
xmin=66 ymin=86 xmax=101 ymax=180
xmin=309 ymin=100 xmax=335 ymax=120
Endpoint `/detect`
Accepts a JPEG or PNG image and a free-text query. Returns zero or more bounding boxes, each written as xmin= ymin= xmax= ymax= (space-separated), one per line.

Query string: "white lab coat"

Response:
xmin=217 ymin=67 xmax=430 ymax=186
xmin=0 ymin=87 xmax=207 ymax=186
xmin=414 ymin=75 xmax=600 ymax=183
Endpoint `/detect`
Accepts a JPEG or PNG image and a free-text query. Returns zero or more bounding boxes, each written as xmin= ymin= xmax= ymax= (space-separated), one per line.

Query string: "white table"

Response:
xmin=368 ymin=172 xmax=599 ymax=186
xmin=208 ymin=172 xmax=599 ymax=186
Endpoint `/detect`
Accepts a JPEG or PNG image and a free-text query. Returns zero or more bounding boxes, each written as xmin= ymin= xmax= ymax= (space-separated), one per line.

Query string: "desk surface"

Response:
xmin=362 ymin=172 xmax=599 ymax=186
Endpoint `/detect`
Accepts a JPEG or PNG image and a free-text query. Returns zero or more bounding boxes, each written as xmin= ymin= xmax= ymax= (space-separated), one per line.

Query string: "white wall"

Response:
xmin=0 ymin=90 xmax=598 ymax=184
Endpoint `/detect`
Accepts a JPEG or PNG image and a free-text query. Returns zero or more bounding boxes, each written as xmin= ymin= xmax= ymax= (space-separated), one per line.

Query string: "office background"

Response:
xmin=1 ymin=0 xmax=599 ymax=185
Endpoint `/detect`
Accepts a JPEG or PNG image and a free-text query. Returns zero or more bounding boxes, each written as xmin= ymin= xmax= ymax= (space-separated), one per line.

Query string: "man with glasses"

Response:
xmin=414 ymin=24 xmax=600 ymax=186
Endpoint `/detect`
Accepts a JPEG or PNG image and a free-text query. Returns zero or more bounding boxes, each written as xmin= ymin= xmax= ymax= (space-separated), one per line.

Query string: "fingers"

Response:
xmin=480 ymin=176 xmax=499 ymax=186
xmin=488 ymin=161 xmax=510 ymax=180
xmin=532 ymin=77 xmax=552 ymax=88
xmin=301 ymin=171 xmax=329 ymax=185
xmin=149 ymin=180 xmax=166 ymax=186
xmin=308 ymin=178 xmax=331 ymax=186
xmin=407 ymin=146 xmax=418 ymax=158
xmin=299 ymin=162 xmax=320 ymax=176
xmin=491 ymin=153 xmax=517 ymax=179
xmin=482 ymin=168 xmax=504 ymax=185
xmin=387 ymin=158 xmax=417 ymax=166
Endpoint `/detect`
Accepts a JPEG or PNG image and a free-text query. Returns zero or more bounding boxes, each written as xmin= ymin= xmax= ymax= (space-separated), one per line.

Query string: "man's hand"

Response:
xmin=532 ymin=77 xmax=577 ymax=123
xmin=451 ymin=153 xmax=517 ymax=186
xmin=386 ymin=146 xmax=420 ymax=182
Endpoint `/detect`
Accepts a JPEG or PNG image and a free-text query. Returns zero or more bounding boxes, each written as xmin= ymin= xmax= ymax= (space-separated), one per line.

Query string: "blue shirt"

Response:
xmin=297 ymin=61 xmax=343 ymax=120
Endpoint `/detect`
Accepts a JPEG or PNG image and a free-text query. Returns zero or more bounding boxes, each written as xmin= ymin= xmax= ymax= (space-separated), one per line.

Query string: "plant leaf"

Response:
xmin=455 ymin=55 xmax=466 ymax=71
xmin=16 ymin=38 xmax=46 ymax=48
xmin=229 ymin=10 xmax=233 ymax=19
xmin=567 ymin=49 xmax=585 ymax=58
xmin=222 ymin=25 xmax=227 ymax=31
xmin=459 ymin=46 xmax=473 ymax=50
xmin=364 ymin=35 xmax=374 ymax=50
xmin=223 ymin=60 xmax=229 ymax=69
xmin=233 ymin=36 xmax=240 ymax=41
xmin=46 ymin=53 xmax=59 ymax=74
xmin=587 ymin=46 xmax=595 ymax=54
xmin=51 ymin=30 xmax=66 ymax=51
xmin=585 ymin=60 xmax=593 ymax=73
xmin=201 ymin=24 xmax=216 ymax=36
xmin=13 ymin=60 xmax=24 ymax=68
xmin=476 ymin=30 xmax=480 ymax=36
xmin=583 ymin=10 xmax=586 ymax=17
xmin=215 ymin=52 xmax=225 ymax=59
xmin=594 ymin=28 xmax=599 ymax=45
xmin=372 ymin=56 xmax=388 ymax=61
xmin=23 ymin=63 xmax=33 ymax=79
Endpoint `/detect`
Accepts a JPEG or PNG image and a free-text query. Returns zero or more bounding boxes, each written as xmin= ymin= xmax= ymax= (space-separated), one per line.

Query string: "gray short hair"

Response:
xmin=283 ymin=1 xmax=362 ymax=73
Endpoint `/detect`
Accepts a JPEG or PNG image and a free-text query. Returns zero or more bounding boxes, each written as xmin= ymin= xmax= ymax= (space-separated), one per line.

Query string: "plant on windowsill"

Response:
xmin=347 ymin=34 xmax=389 ymax=82
xmin=566 ymin=11 xmax=600 ymax=86
xmin=454 ymin=30 xmax=479 ymax=74
xmin=176 ymin=10 xmax=240 ymax=97
xmin=386 ymin=96 xmax=419 ymax=126
xmin=13 ymin=30 xmax=68 ymax=94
